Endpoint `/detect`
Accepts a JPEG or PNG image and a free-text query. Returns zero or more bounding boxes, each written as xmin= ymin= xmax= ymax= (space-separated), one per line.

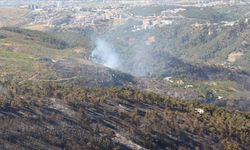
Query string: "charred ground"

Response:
xmin=0 ymin=4 xmax=250 ymax=149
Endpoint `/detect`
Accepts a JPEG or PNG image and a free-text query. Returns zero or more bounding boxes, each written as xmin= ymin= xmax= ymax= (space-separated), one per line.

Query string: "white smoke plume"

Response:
xmin=91 ymin=37 xmax=156 ymax=77
xmin=91 ymin=38 xmax=120 ymax=69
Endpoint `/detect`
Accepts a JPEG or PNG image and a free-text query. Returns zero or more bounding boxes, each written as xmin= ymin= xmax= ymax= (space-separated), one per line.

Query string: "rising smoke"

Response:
xmin=91 ymin=38 xmax=120 ymax=69
xmin=91 ymin=37 xmax=156 ymax=77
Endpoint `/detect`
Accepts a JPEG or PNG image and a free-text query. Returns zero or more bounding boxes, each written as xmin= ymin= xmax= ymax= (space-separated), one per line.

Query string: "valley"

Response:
xmin=0 ymin=1 xmax=250 ymax=149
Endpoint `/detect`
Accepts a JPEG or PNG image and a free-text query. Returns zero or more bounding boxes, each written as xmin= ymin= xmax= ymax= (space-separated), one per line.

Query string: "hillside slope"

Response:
xmin=1 ymin=27 xmax=250 ymax=111
xmin=0 ymin=81 xmax=249 ymax=150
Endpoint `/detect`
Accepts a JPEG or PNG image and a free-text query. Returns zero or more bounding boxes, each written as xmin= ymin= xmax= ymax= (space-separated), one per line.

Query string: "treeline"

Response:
xmin=0 ymin=81 xmax=249 ymax=149
xmin=1 ymin=27 xmax=69 ymax=49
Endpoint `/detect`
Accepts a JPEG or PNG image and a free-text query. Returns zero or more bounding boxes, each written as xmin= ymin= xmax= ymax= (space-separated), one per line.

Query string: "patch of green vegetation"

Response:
xmin=127 ymin=5 xmax=178 ymax=16
xmin=52 ymin=31 xmax=93 ymax=50
xmin=0 ymin=27 xmax=89 ymax=86
xmin=215 ymin=5 xmax=250 ymax=20
xmin=192 ymin=80 xmax=249 ymax=99
xmin=162 ymin=77 xmax=250 ymax=111
xmin=0 ymin=58 xmax=57 ymax=83
xmin=179 ymin=7 xmax=231 ymax=22
xmin=175 ymin=78 xmax=249 ymax=99
xmin=0 ymin=50 xmax=35 ymax=61
xmin=1 ymin=27 xmax=70 ymax=49
xmin=0 ymin=28 xmax=91 ymax=60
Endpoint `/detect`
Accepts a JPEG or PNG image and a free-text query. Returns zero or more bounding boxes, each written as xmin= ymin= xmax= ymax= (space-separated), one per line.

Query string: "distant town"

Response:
xmin=2 ymin=0 xmax=245 ymax=32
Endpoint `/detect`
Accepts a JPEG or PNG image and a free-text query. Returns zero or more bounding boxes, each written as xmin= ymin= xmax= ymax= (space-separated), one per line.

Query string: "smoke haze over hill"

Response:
xmin=91 ymin=38 xmax=120 ymax=69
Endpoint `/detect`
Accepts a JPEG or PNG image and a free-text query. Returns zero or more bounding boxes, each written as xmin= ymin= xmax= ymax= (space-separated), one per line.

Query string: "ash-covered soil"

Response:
xmin=0 ymin=83 xmax=249 ymax=150
xmin=44 ymin=56 xmax=250 ymax=111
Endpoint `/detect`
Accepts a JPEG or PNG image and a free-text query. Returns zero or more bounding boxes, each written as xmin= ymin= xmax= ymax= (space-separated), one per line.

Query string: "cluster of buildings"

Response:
xmin=20 ymin=2 xmax=130 ymax=31
xmin=132 ymin=8 xmax=185 ymax=32
xmin=20 ymin=1 xmax=186 ymax=32
xmin=17 ymin=0 xmax=250 ymax=32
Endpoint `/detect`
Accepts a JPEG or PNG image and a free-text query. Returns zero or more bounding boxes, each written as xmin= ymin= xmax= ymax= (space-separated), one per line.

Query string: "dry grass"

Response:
xmin=24 ymin=24 xmax=52 ymax=31
xmin=0 ymin=7 xmax=29 ymax=27
xmin=227 ymin=52 xmax=244 ymax=63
